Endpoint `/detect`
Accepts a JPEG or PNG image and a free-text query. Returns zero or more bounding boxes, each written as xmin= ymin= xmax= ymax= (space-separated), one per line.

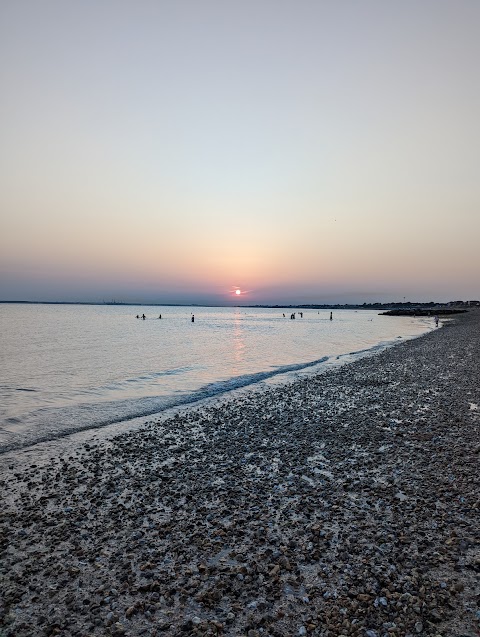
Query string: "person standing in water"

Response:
xmin=330 ymin=312 xmax=333 ymax=320
xmin=434 ymin=315 xmax=439 ymax=327
xmin=191 ymin=314 xmax=195 ymax=323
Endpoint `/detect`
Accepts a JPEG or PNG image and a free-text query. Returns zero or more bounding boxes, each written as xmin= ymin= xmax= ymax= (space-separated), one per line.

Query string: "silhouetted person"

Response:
xmin=136 ymin=315 xmax=139 ymax=319
xmin=434 ymin=315 xmax=439 ymax=327
xmin=299 ymin=312 xmax=303 ymax=318
xmin=191 ymin=315 xmax=195 ymax=322
xmin=283 ymin=313 xmax=285 ymax=317
xmin=159 ymin=314 xmax=162 ymax=319
xmin=142 ymin=314 xmax=146 ymax=320
xmin=330 ymin=312 xmax=333 ymax=320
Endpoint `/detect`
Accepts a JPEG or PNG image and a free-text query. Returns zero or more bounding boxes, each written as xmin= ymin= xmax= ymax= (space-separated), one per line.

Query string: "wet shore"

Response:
xmin=1 ymin=311 xmax=479 ymax=637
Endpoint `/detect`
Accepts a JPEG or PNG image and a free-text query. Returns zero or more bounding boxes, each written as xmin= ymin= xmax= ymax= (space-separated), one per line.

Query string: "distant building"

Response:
xmin=447 ymin=300 xmax=479 ymax=307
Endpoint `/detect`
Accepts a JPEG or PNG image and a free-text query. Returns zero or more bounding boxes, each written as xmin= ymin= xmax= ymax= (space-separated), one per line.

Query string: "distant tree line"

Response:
xmin=252 ymin=300 xmax=480 ymax=309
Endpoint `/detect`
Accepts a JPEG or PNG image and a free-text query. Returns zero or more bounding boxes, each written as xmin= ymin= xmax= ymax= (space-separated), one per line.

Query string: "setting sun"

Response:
xmin=235 ymin=289 xmax=241 ymax=295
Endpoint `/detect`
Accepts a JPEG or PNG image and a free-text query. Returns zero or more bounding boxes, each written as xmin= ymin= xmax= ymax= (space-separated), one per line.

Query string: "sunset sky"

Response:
xmin=1 ymin=1 xmax=479 ymax=305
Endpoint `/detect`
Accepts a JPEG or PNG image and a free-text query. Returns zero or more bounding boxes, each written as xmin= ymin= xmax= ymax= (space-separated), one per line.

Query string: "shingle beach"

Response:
xmin=1 ymin=311 xmax=479 ymax=637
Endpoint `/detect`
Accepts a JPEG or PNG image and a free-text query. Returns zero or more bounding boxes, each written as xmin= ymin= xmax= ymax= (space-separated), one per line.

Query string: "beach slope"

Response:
xmin=1 ymin=312 xmax=479 ymax=636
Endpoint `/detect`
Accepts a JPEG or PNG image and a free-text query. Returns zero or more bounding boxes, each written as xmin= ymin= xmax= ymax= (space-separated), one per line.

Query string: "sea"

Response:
xmin=0 ymin=303 xmax=433 ymax=452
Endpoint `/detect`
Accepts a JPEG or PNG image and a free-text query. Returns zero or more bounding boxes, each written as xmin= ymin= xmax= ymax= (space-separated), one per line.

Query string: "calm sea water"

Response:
xmin=0 ymin=304 xmax=431 ymax=451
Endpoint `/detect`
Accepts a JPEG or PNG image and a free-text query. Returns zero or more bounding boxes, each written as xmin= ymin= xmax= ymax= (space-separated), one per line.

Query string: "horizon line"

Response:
xmin=1 ymin=299 xmax=477 ymax=308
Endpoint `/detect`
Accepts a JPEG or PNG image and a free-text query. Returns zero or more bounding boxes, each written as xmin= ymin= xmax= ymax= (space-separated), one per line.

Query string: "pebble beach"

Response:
xmin=1 ymin=311 xmax=479 ymax=637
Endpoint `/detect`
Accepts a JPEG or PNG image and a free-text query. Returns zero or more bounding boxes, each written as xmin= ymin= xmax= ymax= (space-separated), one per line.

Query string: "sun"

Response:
xmin=231 ymin=286 xmax=249 ymax=297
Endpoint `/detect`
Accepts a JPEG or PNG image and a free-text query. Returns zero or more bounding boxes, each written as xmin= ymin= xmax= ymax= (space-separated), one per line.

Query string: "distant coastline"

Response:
xmin=0 ymin=299 xmax=478 ymax=311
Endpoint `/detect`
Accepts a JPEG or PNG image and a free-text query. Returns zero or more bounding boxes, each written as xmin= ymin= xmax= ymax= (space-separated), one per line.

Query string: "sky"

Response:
xmin=1 ymin=0 xmax=479 ymax=305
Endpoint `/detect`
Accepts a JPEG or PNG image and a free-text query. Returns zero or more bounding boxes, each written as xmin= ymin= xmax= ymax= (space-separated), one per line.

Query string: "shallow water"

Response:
xmin=0 ymin=304 xmax=432 ymax=451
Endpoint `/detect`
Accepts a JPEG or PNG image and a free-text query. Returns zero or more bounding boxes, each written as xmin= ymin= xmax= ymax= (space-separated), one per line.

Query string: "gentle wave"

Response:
xmin=0 ymin=355 xmax=331 ymax=452
xmin=75 ymin=366 xmax=197 ymax=395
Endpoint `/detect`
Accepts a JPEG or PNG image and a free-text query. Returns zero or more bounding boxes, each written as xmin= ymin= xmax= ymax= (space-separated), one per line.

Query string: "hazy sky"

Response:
xmin=1 ymin=0 xmax=479 ymax=304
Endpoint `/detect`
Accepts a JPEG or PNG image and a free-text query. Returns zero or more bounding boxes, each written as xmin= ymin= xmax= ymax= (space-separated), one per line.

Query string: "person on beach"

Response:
xmin=330 ymin=312 xmax=333 ymax=320
xmin=142 ymin=314 xmax=146 ymax=320
xmin=159 ymin=314 xmax=162 ymax=319
xmin=136 ymin=315 xmax=139 ymax=319
xmin=191 ymin=315 xmax=195 ymax=322
xmin=434 ymin=315 xmax=439 ymax=327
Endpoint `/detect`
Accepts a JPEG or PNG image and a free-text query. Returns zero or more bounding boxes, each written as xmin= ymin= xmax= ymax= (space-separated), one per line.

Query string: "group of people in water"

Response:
xmin=135 ymin=312 xmax=440 ymax=325
xmin=285 ymin=311 xmax=304 ymax=319
xmin=136 ymin=311 xmax=332 ymax=321
xmin=136 ymin=313 xmax=194 ymax=321
xmin=282 ymin=311 xmax=332 ymax=320
xmin=136 ymin=314 xmax=162 ymax=320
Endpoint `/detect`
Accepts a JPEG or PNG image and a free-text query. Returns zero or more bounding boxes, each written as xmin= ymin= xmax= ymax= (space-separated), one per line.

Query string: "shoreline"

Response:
xmin=0 ymin=319 xmax=433 ymax=456
xmin=1 ymin=311 xmax=479 ymax=636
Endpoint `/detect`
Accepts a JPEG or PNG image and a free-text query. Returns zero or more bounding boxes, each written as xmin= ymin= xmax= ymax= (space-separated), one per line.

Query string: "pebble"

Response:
xmin=1 ymin=311 xmax=479 ymax=636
